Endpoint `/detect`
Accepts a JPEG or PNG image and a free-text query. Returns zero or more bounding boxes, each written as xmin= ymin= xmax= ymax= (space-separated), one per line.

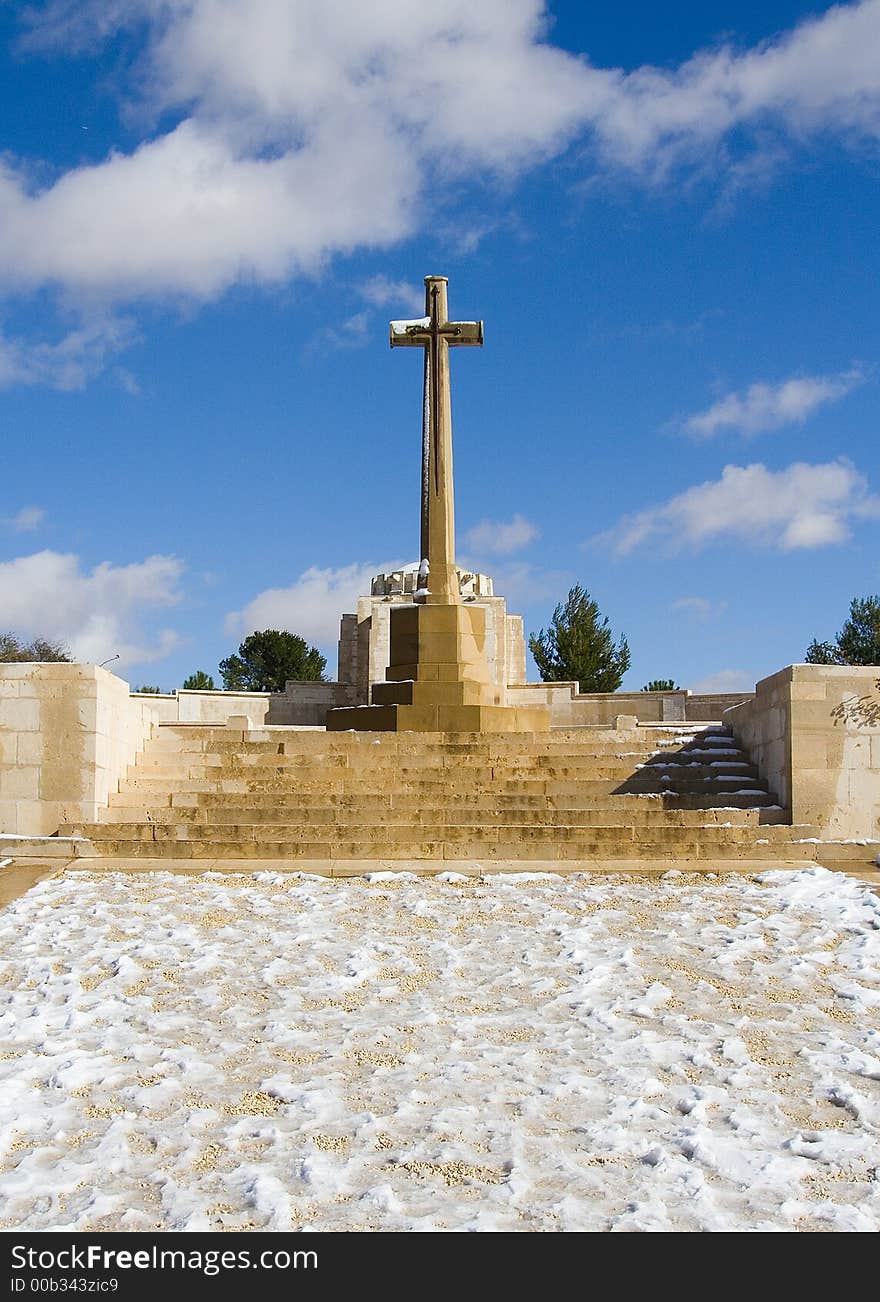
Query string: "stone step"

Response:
xmin=69 ymin=821 xmax=812 ymax=846
xmin=125 ymin=757 xmax=759 ymax=783
xmin=69 ymin=812 xmax=807 ymax=842
xmin=118 ymin=765 xmax=770 ymax=786
xmin=110 ymin=782 xmax=780 ymax=810
xmin=144 ymin=741 xmax=732 ymax=765
xmin=156 ymin=723 xmax=723 ymax=743
xmin=141 ymin=742 xmax=708 ymax=764
xmin=143 ymin=729 xmax=737 ymax=750
xmin=674 ymin=747 xmax=745 ymax=758
xmin=134 ymin=739 xmax=733 ymax=760
xmin=97 ymin=802 xmax=791 ymax=827
xmin=65 ymin=836 xmax=830 ymax=862
xmin=115 ymin=778 xmax=774 ymax=804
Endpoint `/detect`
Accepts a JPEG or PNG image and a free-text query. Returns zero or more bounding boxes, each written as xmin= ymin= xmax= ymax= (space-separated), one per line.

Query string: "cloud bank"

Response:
xmin=3 ymin=506 xmax=46 ymax=533
xmin=0 ymin=550 xmax=184 ymax=666
xmin=598 ymin=459 xmax=880 ymax=554
xmin=0 ymin=317 xmax=136 ymax=390
xmin=463 ymin=514 xmax=540 ymax=556
xmin=671 ymin=596 xmax=722 ymax=621
xmin=226 ymin=562 xmax=396 ymax=647
xmin=2 ymin=0 xmax=879 ymax=310
xmin=683 ymin=368 xmax=866 ymax=438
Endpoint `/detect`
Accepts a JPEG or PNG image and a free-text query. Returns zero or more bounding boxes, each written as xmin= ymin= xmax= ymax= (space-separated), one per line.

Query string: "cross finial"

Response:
xmin=389 ymin=277 xmax=482 ymax=603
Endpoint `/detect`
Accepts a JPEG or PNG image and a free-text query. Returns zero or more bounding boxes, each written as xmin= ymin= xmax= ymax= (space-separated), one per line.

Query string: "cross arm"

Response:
xmin=389 ymin=318 xmax=431 ymax=347
xmin=388 ymin=318 xmax=484 ymax=348
xmin=444 ymin=321 xmax=483 ymax=348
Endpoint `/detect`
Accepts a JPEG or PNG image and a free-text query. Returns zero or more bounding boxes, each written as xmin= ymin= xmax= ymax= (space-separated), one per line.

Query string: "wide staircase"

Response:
xmin=59 ymin=722 xmax=865 ymax=869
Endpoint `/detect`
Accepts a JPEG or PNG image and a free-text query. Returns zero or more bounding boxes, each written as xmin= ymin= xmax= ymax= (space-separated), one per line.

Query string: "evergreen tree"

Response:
xmin=0 ymin=633 xmax=71 ymax=663
xmin=134 ymin=685 xmax=162 ymax=694
xmin=219 ymin=630 xmax=327 ymax=692
xmin=804 ymin=640 xmax=843 ymax=666
xmin=528 ymin=585 xmax=630 ymax=692
xmin=642 ymin=679 xmax=679 ymax=692
xmin=805 ymin=595 xmax=880 ymax=666
xmin=183 ymin=670 xmax=215 ymax=690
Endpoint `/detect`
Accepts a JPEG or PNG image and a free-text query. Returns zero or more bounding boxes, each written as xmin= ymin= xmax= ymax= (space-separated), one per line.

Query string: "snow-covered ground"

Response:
xmin=1 ymin=867 xmax=879 ymax=1232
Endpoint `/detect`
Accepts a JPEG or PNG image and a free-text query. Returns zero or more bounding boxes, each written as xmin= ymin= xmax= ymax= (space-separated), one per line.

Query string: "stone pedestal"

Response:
xmin=327 ymin=603 xmax=548 ymax=733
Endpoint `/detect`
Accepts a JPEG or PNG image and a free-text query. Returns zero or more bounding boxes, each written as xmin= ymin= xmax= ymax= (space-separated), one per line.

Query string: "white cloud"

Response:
xmin=0 ymin=549 xmax=184 ymax=666
xmin=588 ymin=0 xmax=880 ymax=175
xmin=320 ymin=311 xmax=370 ymax=350
xmin=359 ymin=275 xmax=424 ymax=315
xmin=318 ymin=278 xmax=424 ymax=349
xmin=4 ymin=506 xmax=46 ymax=533
xmin=671 ymin=596 xmax=725 ymax=621
xmin=2 ymin=1 xmax=879 ymax=309
xmin=485 ymin=561 xmax=571 ymax=607
xmin=690 ymin=669 xmax=755 ymax=695
xmin=683 ymin=368 xmax=866 ymax=438
xmin=226 ymin=562 xmax=395 ymax=647
xmin=599 ymin=459 xmax=880 ymax=555
xmin=463 ymin=514 xmax=540 ymax=555
xmin=0 ymin=316 xmax=137 ymax=390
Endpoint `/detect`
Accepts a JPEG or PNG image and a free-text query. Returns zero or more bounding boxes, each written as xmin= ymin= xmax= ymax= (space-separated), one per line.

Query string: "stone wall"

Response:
xmin=337 ymin=614 xmax=359 ymax=695
xmin=135 ymin=681 xmax=755 ymax=731
xmin=687 ymin=692 xmax=754 ymax=721
xmin=179 ymin=689 xmax=270 ymax=727
xmin=723 ymin=673 xmax=790 ymax=809
xmin=271 ymin=681 xmax=358 ymax=726
xmin=130 ymin=690 xmax=269 ymax=726
xmin=131 ymin=684 xmax=359 ymax=728
xmin=505 ymin=684 xmax=752 ymax=727
xmin=129 ymin=692 xmax=178 ymax=722
xmin=506 ymin=614 xmax=527 ymax=686
xmin=1 ymin=664 xmax=159 ymax=835
xmin=725 ymin=664 xmax=880 ymax=838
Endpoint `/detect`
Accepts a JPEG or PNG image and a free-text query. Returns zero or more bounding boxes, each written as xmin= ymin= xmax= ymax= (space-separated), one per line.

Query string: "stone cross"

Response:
xmin=390 ymin=276 xmax=483 ymax=604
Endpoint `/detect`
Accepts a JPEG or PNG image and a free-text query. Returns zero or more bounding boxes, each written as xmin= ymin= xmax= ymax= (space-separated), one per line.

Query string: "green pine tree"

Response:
xmin=219 ymin=630 xmax=327 ymax=692
xmin=805 ymin=594 xmax=880 ymax=666
xmin=642 ymin=679 xmax=679 ymax=692
xmin=182 ymin=670 xmax=215 ymax=690
xmin=528 ymin=585 xmax=630 ymax=693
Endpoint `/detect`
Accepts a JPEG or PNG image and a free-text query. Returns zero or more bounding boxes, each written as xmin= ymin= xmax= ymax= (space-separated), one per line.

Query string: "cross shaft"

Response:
xmin=390 ymin=276 xmax=482 ymax=603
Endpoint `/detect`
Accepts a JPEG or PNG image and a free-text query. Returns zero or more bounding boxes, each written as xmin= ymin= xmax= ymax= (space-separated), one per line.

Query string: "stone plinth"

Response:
xmin=337 ymin=568 xmax=527 ymax=708
xmin=327 ymin=602 xmax=548 ymax=733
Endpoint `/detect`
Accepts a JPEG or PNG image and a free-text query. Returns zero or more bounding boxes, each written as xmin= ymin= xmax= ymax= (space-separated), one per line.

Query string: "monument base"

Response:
xmin=325 ymin=701 xmax=550 ymax=732
xmin=326 ymin=602 xmax=549 ymax=733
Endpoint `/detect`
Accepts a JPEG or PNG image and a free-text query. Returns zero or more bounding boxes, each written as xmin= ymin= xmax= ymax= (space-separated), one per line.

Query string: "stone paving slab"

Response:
xmin=0 ymin=859 xmax=70 ymax=908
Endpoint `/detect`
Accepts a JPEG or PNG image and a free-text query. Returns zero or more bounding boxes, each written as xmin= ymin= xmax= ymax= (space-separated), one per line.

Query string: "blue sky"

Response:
xmin=0 ymin=0 xmax=878 ymax=693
